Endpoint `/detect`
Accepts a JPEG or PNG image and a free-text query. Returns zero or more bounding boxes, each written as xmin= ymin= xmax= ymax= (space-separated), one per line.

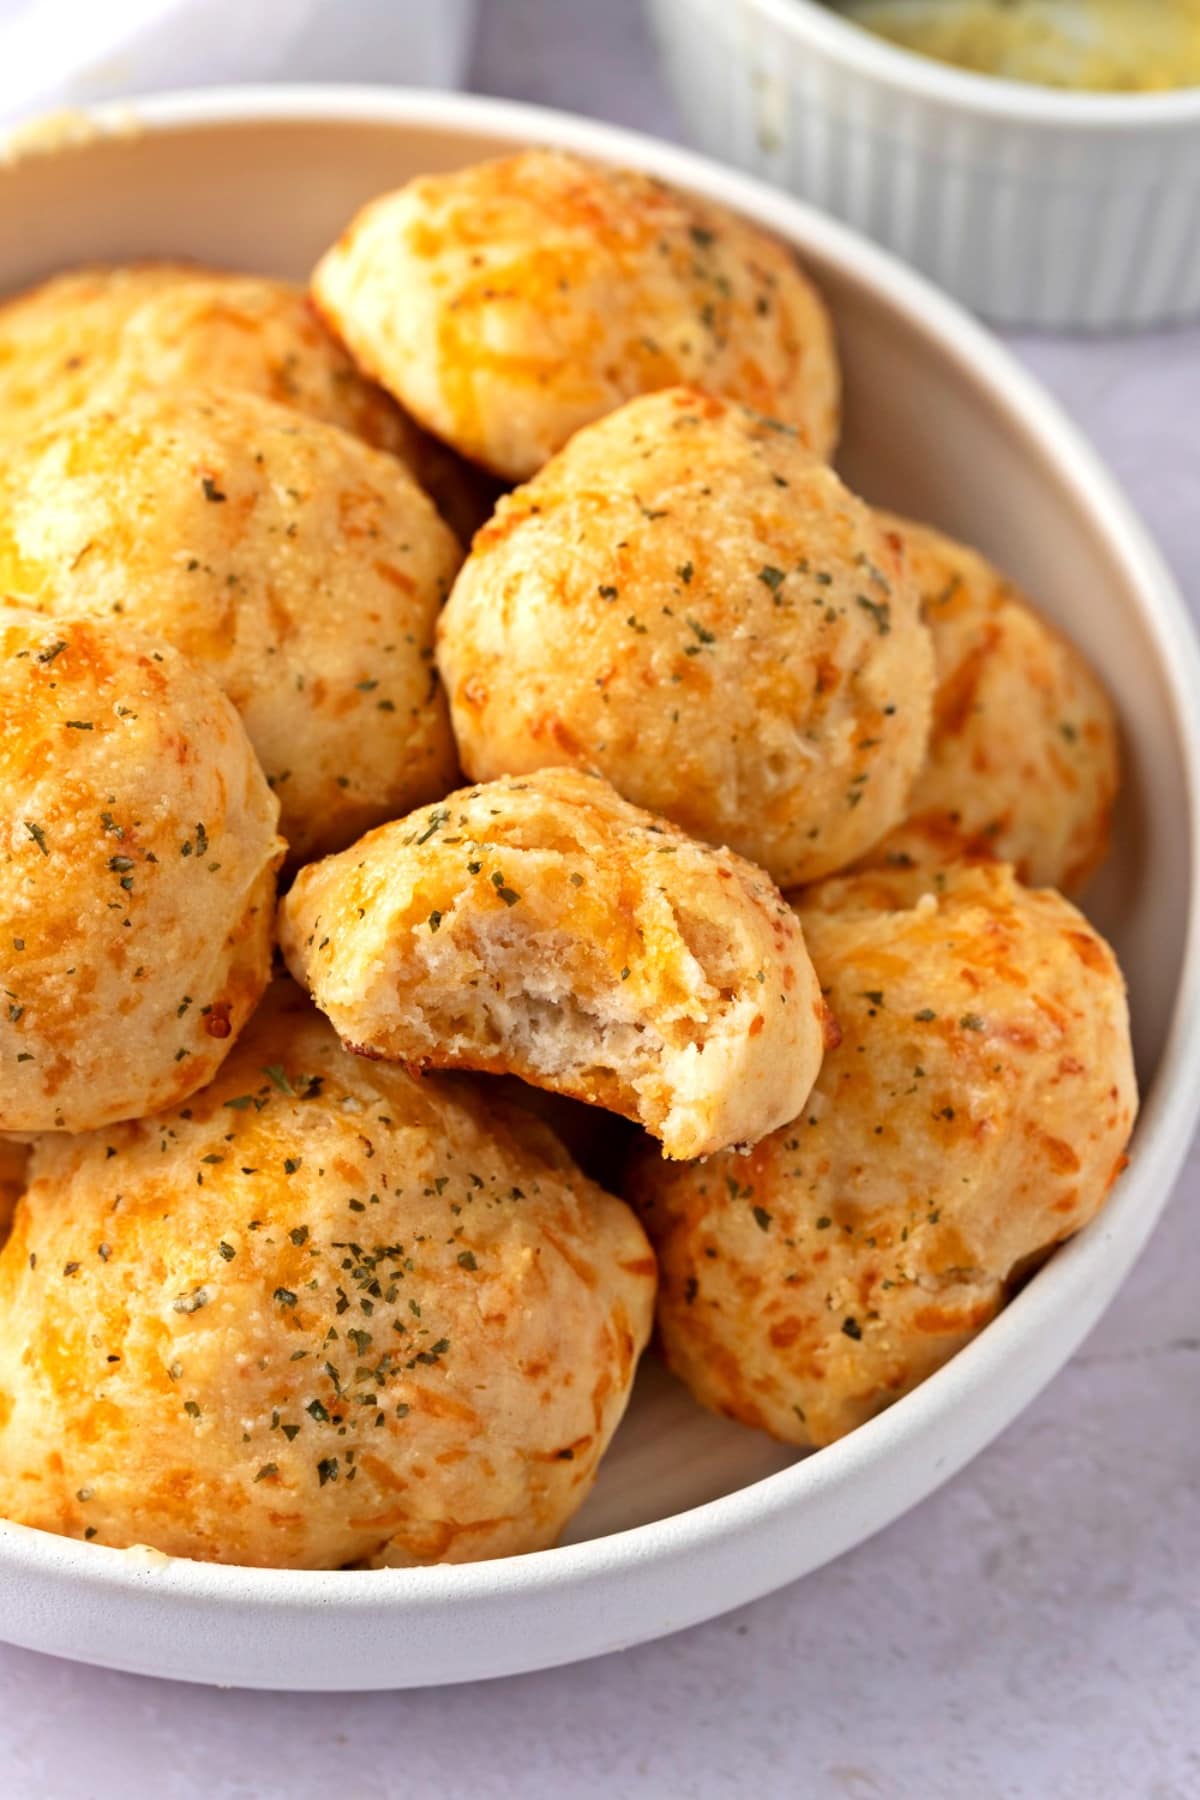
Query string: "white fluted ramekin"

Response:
xmin=648 ymin=0 xmax=1200 ymax=330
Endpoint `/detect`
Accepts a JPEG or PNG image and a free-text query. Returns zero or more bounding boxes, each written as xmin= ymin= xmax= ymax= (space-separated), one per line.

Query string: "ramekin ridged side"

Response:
xmin=648 ymin=0 xmax=1200 ymax=331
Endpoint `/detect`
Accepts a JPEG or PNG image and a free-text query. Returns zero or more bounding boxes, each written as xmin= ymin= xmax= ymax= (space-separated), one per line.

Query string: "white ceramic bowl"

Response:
xmin=0 ymin=86 xmax=1197 ymax=1692
xmin=647 ymin=0 xmax=1200 ymax=330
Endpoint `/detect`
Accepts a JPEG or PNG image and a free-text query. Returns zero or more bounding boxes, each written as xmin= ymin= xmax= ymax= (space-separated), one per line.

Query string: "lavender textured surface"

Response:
xmin=2 ymin=4 xmax=1198 ymax=1793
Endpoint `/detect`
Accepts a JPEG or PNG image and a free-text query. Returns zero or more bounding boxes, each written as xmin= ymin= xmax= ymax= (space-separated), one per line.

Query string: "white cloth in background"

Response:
xmin=0 ymin=0 xmax=478 ymax=123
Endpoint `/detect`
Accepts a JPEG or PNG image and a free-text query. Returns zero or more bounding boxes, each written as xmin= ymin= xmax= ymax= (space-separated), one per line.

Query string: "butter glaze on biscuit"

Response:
xmin=0 ymin=389 xmax=462 ymax=862
xmin=438 ymin=388 xmax=933 ymax=887
xmin=313 ymin=149 xmax=840 ymax=479
xmin=0 ymin=608 xmax=282 ymax=1133
xmin=0 ymin=983 xmax=655 ymax=1568
xmin=630 ymin=862 xmax=1137 ymax=1446
xmin=859 ymin=513 xmax=1119 ymax=893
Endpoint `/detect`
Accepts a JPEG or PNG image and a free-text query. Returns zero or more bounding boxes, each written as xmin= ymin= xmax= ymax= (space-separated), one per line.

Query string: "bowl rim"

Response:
xmin=710 ymin=0 xmax=1200 ymax=127
xmin=2 ymin=81 xmax=1199 ymax=1632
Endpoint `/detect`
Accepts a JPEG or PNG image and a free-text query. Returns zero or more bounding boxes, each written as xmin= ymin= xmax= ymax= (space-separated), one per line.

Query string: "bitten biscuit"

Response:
xmin=437 ymin=388 xmax=934 ymax=886
xmin=0 ymin=388 xmax=462 ymax=861
xmin=860 ymin=514 xmax=1119 ymax=892
xmin=629 ymin=862 xmax=1137 ymax=1446
xmin=0 ymin=608 xmax=282 ymax=1133
xmin=313 ymin=149 xmax=840 ymax=479
xmin=0 ymin=983 xmax=656 ymax=1569
xmin=279 ymin=768 xmax=829 ymax=1160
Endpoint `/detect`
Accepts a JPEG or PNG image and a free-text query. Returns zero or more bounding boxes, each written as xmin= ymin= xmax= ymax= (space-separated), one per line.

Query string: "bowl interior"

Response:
xmin=0 ymin=104 xmax=1190 ymax=1548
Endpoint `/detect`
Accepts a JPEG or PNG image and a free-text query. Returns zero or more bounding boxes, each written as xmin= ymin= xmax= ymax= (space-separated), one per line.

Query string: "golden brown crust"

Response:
xmin=279 ymin=768 xmax=827 ymax=1160
xmin=858 ymin=514 xmax=1119 ymax=893
xmin=0 ymin=983 xmax=656 ymax=1569
xmin=0 ymin=388 xmax=462 ymax=862
xmin=0 ymin=264 xmax=182 ymax=414
xmin=0 ymin=607 xmax=282 ymax=1133
xmin=628 ymin=862 xmax=1137 ymax=1447
xmin=0 ymin=1139 xmax=27 ymax=1249
xmin=0 ymin=263 xmax=493 ymax=543
xmin=0 ymin=264 xmax=409 ymax=450
xmin=437 ymin=388 xmax=933 ymax=887
xmin=312 ymin=149 xmax=840 ymax=479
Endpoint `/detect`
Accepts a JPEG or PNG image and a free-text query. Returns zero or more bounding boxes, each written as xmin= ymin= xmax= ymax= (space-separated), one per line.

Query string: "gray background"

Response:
xmin=3 ymin=3 xmax=1198 ymax=1794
